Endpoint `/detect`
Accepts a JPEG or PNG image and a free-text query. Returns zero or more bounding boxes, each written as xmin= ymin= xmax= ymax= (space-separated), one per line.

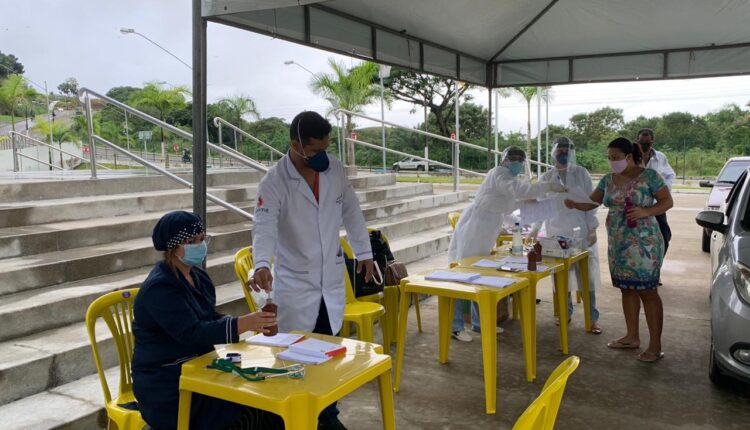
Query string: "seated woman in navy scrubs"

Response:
xmin=132 ymin=211 xmax=284 ymax=430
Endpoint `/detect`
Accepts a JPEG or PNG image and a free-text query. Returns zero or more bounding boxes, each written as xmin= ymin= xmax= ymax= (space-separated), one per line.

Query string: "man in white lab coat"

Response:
xmin=248 ymin=111 xmax=373 ymax=430
xmin=448 ymin=146 xmax=566 ymax=342
xmin=530 ymin=137 xmax=602 ymax=334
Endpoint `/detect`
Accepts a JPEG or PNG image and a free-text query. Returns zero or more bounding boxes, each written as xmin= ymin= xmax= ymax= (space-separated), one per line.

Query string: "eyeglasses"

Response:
xmin=183 ymin=234 xmax=212 ymax=246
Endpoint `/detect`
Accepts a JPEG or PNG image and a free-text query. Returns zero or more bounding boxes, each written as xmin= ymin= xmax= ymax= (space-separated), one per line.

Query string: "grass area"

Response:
xmin=75 ymin=162 xmax=145 ymax=170
xmin=0 ymin=114 xmax=14 ymax=123
xmin=396 ymin=175 xmax=484 ymax=184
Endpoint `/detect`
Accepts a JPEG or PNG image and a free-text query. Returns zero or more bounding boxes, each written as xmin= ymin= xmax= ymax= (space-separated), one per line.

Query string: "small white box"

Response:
xmin=539 ymin=237 xmax=575 ymax=258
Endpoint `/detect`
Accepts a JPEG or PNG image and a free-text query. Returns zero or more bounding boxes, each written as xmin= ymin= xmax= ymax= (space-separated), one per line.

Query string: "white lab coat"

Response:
xmin=448 ymin=166 xmax=551 ymax=262
xmin=252 ymin=154 xmax=372 ymax=334
xmin=540 ymin=165 xmax=601 ymax=291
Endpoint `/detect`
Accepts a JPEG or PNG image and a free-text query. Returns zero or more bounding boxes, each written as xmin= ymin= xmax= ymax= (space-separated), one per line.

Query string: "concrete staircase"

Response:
xmin=0 ymin=169 xmax=470 ymax=429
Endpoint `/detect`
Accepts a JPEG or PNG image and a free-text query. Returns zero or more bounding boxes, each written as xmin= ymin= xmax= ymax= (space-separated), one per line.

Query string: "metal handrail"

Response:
xmin=213 ymin=117 xmax=284 ymax=157
xmin=345 ymin=137 xmax=486 ymax=177
xmin=77 ymin=88 xmax=269 ymax=174
xmin=16 ymin=152 xmax=63 ymax=170
xmin=94 ymin=135 xmax=254 ymax=220
xmin=10 ymin=131 xmax=112 ymax=171
xmin=335 ymin=108 xmax=552 ymax=170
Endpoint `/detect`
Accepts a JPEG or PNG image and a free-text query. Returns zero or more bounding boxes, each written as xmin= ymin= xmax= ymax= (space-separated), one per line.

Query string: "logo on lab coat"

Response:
xmin=258 ymin=196 xmax=264 ymax=208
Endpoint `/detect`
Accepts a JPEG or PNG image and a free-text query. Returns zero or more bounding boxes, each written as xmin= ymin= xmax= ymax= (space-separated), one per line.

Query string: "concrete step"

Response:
xmin=0 ymin=183 xmax=432 ymax=259
xmin=0 ymin=279 xmax=247 ymax=407
xmin=0 ymin=169 xmax=267 ymax=204
xmin=0 ymin=221 xmax=253 ymax=296
xmin=0 ymin=248 xmax=243 ymax=343
xmin=0 ymin=174 xmax=403 ymax=230
xmin=0 ymin=191 xmax=457 ymax=295
xmin=0 ymin=366 xmax=118 ymax=429
xmin=0 ymin=185 xmax=258 ymax=228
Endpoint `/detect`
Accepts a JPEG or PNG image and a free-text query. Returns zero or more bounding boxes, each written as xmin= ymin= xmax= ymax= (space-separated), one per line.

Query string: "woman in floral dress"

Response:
xmin=565 ymin=137 xmax=673 ymax=363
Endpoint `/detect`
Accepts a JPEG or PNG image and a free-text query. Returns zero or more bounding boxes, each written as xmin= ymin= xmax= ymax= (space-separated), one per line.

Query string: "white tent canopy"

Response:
xmin=202 ymin=0 xmax=750 ymax=87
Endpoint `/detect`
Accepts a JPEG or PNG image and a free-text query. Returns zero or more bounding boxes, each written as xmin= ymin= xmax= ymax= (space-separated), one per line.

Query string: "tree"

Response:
xmin=508 ymin=87 xmax=541 ymax=158
xmin=34 ymin=117 xmax=72 ymax=168
xmin=0 ymin=74 xmax=39 ymax=132
xmin=569 ymin=106 xmax=624 ymax=149
xmin=217 ymin=95 xmax=260 ymax=149
xmin=129 ymin=82 xmax=189 ymax=164
xmin=310 ymin=59 xmax=380 ymax=166
xmin=57 ymin=77 xmax=79 ymax=98
xmin=384 ymin=69 xmax=470 ymax=137
xmin=0 ymin=52 xmax=24 ymax=79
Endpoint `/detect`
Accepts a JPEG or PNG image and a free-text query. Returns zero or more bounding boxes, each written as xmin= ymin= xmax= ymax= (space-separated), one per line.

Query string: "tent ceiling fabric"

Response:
xmin=203 ymin=0 xmax=750 ymax=87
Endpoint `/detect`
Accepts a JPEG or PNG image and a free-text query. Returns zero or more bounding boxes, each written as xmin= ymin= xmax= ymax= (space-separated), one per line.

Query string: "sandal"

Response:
xmin=607 ymin=339 xmax=639 ymax=349
xmin=590 ymin=323 xmax=602 ymax=335
xmin=638 ymin=351 xmax=665 ymax=363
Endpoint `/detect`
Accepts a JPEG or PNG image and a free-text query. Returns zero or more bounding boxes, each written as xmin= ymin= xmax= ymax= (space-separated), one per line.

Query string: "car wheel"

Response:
xmin=702 ymin=228 xmax=711 ymax=253
xmin=392 ymin=166 xmax=400 ymax=173
xmin=416 ymin=165 xmax=425 ymax=172
xmin=709 ymin=340 xmax=731 ymax=387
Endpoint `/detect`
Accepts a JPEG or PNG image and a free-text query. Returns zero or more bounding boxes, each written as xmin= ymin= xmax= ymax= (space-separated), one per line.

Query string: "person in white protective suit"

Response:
xmin=447 ymin=146 xmax=566 ymax=342
xmin=529 ymin=137 xmax=602 ymax=334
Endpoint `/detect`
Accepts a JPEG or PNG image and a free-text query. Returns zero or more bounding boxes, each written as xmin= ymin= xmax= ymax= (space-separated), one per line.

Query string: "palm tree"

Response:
xmin=130 ymin=82 xmax=189 ymax=165
xmin=510 ymin=86 xmax=541 ymax=158
xmin=34 ymin=117 xmax=71 ymax=168
xmin=0 ymin=74 xmax=39 ymax=133
xmin=310 ymin=59 xmax=380 ymax=166
xmin=217 ymin=95 xmax=260 ymax=149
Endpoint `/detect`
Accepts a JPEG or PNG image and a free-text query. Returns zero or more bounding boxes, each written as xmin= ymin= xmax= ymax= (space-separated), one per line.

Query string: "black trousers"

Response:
xmin=655 ymin=212 xmax=672 ymax=255
xmin=313 ymin=299 xmax=340 ymax=424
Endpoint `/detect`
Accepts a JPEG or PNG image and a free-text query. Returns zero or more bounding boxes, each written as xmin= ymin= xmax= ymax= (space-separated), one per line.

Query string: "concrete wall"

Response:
xmin=0 ymin=142 xmax=82 ymax=171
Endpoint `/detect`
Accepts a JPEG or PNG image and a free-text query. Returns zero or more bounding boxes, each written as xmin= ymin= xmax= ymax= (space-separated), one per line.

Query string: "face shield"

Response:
xmin=550 ymin=138 xmax=576 ymax=170
xmin=501 ymin=146 xmax=531 ymax=179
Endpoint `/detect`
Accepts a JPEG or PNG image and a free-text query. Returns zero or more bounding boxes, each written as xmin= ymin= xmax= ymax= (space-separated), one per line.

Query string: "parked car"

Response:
xmin=696 ymin=168 xmax=750 ymax=386
xmin=699 ymin=157 xmax=750 ymax=252
xmin=392 ymin=156 xmax=432 ymax=172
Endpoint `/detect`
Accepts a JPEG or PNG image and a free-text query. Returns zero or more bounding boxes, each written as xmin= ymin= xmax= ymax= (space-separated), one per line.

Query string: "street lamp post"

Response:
xmin=120 ymin=28 xmax=192 ymax=70
xmin=284 ymin=60 xmax=315 ymax=77
xmin=378 ymin=65 xmax=391 ymax=172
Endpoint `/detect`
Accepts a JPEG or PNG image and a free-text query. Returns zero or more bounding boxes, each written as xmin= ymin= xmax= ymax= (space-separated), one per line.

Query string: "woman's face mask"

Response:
xmin=179 ymin=241 xmax=208 ymax=266
xmin=507 ymin=161 xmax=524 ymax=177
xmin=555 ymin=153 xmax=569 ymax=166
xmin=609 ymin=158 xmax=628 ymax=174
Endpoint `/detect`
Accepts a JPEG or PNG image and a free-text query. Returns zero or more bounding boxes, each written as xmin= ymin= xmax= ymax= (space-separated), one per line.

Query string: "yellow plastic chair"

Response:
xmin=512 ymin=356 xmax=580 ymax=430
xmin=234 ymin=246 xmax=259 ymax=313
xmin=85 ymin=289 xmax=148 ymax=430
xmin=340 ymin=237 xmax=390 ymax=353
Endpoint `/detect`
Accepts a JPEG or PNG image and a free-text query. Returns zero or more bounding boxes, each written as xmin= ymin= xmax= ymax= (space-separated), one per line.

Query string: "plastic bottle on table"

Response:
xmin=624 ymin=197 xmax=637 ymax=228
xmin=512 ymin=222 xmax=523 ymax=255
xmin=261 ymin=297 xmax=278 ymax=336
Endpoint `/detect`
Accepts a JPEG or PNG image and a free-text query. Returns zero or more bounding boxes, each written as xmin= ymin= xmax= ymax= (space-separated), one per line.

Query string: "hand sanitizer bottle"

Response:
xmin=512 ymin=222 xmax=523 ymax=255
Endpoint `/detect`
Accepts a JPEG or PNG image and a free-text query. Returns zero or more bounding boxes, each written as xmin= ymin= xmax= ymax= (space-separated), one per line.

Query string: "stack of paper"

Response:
xmin=246 ymin=332 xmax=305 ymax=347
xmin=470 ymin=276 xmax=515 ymax=288
xmin=425 ymin=271 xmax=480 ymax=282
xmin=276 ymin=338 xmax=347 ymax=365
xmin=471 ymin=259 xmax=503 ymax=269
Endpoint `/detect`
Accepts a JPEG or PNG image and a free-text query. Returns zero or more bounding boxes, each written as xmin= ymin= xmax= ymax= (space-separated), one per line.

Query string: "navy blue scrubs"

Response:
xmin=132 ymin=262 xmax=241 ymax=430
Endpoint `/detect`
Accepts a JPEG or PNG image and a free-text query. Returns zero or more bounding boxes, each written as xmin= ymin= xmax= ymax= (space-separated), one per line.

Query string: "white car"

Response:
xmin=392 ymin=156 xmax=430 ymax=172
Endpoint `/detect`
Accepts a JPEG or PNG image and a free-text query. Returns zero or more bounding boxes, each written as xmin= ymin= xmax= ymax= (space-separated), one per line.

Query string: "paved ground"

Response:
xmin=337 ymin=193 xmax=750 ymax=429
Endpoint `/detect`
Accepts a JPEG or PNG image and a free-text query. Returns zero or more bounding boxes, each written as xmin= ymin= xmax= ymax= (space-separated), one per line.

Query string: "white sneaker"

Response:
xmin=472 ymin=326 xmax=504 ymax=335
xmin=452 ymin=330 xmax=473 ymax=342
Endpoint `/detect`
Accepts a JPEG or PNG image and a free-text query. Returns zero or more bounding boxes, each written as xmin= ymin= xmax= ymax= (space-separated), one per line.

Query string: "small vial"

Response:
xmin=261 ymin=298 xmax=278 ymax=336
xmin=533 ymin=241 xmax=542 ymax=261
xmin=527 ymin=250 xmax=537 ymax=271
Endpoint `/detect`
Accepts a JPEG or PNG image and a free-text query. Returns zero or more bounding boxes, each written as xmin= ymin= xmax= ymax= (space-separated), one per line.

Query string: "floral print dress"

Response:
xmin=596 ymin=168 xmax=666 ymax=290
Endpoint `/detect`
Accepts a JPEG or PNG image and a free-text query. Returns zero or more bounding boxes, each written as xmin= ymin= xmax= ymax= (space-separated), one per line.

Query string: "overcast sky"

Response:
xmin=3 ymin=0 xmax=750 ymax=136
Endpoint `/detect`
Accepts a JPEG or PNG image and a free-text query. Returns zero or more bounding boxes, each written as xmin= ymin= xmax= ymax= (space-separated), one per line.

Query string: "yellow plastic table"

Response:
xmin=455 ymin=253 xmax=578 ymax=359
xmin=393 ymin=274 xmax=533 ymax=414
xmin=176 ymin=333 xmax=395 ymax=430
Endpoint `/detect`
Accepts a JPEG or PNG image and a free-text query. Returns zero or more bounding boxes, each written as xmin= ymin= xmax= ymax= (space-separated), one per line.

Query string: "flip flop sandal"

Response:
xmin=590 ymin=324 xmax=602 ymax=335
xmin=607 ymin=340 xmax=640 ymax=349
xmin=638 ymin=351 xmax=665 ymax=363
